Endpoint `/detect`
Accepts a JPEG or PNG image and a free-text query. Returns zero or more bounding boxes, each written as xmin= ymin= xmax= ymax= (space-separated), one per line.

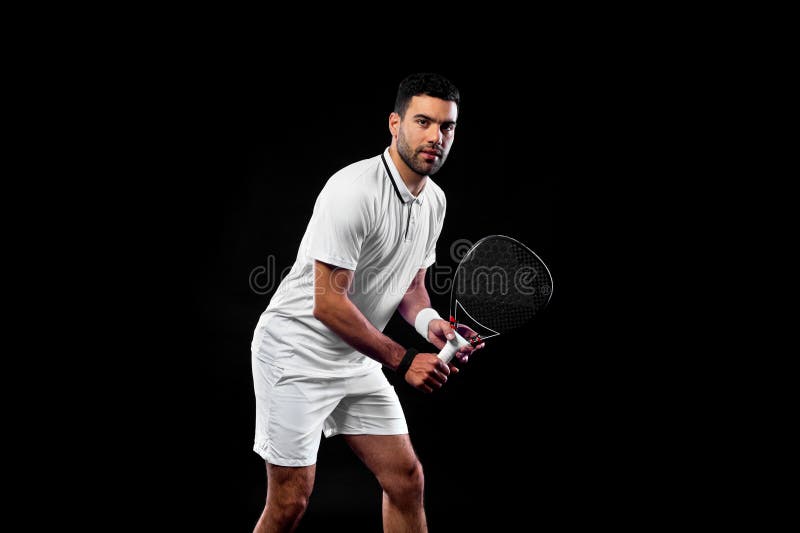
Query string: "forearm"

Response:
xmin=398 ymin=290 xmax=431 ymax=326
xmin=397 ymin=269 xmax=433 ymax=326
xmin=314 ymin=299 xmax=406 ymax=370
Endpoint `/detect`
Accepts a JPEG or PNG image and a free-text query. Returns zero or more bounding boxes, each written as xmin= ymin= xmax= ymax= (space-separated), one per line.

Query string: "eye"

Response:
xmin=442 ymin=123 xmax=456 ymax=132
xmin=416 ymin=118 xmax=429 ymax=127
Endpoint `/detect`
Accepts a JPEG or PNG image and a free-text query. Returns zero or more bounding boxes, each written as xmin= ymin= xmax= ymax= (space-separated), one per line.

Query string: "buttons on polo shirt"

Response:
xmin=404 ymin=200 xmax=422 ymax=242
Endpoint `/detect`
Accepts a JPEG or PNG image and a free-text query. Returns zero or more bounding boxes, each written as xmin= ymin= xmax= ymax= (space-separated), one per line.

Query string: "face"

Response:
xmin=392 ymin=95 xmax=458 ymax=176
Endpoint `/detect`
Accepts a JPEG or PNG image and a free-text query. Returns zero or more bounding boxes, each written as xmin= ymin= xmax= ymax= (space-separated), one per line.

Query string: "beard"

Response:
xmin=397 ymin=128 xmax=448 ymax=176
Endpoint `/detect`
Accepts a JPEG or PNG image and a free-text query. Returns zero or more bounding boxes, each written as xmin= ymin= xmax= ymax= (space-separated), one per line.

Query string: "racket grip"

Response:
xmin=437 ymin=331 xmax=471 ymax=364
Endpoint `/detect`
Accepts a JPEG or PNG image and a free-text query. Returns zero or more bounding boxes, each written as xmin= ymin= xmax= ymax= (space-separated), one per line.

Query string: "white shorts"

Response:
xmin=252 ymin=355 xmax=408 ymax=467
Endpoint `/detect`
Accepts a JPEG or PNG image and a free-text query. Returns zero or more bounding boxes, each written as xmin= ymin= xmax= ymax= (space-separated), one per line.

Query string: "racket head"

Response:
xmin=450 ymin=235 xmax=552 ymax=337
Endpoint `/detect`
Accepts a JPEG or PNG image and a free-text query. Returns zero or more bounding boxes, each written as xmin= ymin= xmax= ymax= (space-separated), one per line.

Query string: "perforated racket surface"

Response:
xmin=438 ymin=235 xmax=553 ymax=363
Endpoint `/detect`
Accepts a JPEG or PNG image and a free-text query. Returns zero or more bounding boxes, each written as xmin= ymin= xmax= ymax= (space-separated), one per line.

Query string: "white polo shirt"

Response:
xmin=255 ymin=147 xmax=447 ymax=377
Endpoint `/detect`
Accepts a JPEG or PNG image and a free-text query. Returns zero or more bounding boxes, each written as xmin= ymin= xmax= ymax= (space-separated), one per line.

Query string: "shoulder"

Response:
xmin=322 ymin=156 xmax=382 ymax=198
xmin=424 ymin=176 xmax=447 ymax=212
xmin=316 ymin=155 xmax=382 ymax=218
xmin=330 ymin=155 xmax=381 ymax=184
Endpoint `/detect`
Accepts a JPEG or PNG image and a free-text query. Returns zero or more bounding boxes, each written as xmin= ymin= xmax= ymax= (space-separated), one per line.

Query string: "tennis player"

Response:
xmin=251 ymin=72 xmax=482 ymax=532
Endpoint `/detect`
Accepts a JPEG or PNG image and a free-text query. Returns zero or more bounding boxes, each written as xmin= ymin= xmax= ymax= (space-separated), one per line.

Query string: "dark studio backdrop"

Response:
xmin=134 ymin=63 xmax=645 ymax=531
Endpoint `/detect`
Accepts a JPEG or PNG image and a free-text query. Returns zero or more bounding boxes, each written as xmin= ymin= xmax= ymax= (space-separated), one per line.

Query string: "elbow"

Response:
xmin=313 ymin=299 xmax=330 ymax=323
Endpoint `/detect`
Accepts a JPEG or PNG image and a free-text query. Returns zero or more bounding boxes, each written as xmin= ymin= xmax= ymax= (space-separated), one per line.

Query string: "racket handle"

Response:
xmin=437 ymin=331 xmax=471 ymax=364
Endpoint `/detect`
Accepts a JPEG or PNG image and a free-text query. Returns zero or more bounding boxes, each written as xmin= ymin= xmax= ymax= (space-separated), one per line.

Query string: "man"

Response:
xmin=251 ymin=72 xmax=483 ymax=532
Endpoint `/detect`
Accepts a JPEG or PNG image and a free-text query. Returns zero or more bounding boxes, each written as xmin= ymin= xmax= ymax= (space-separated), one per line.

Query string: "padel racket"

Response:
xmin=438 ymin=235 xmax=553 ymax=363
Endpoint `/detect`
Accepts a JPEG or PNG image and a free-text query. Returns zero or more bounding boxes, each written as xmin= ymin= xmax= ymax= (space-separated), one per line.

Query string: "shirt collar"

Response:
xmin=381 ymin=148 xmax=425 ymax=205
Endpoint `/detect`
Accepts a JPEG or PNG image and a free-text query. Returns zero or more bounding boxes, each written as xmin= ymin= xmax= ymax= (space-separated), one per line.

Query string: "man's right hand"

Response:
xmin=404 ymin=353 xmax=459 ymax=393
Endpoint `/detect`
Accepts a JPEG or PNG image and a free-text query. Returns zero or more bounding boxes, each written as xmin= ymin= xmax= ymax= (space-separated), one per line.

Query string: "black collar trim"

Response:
xmin=381 ymin=153 xmax=404 ymax=202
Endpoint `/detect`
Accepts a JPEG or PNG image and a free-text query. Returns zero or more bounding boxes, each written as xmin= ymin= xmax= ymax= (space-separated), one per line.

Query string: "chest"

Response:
xmin=361 ymin=200 xmax=432 ymax=266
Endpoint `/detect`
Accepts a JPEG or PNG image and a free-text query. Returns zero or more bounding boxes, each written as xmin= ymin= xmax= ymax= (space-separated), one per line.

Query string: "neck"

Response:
xmin=388 ymin=146 xmax=427 ymax=197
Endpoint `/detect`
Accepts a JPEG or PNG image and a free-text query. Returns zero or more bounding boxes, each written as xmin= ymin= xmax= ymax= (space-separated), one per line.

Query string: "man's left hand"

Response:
xmin=427 ymin=319 xmax=485 ymax=367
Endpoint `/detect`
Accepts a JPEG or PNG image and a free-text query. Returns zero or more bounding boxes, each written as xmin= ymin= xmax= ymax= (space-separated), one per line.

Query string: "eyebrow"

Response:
xmin=412 ymin=113 xmax=457 ymax=127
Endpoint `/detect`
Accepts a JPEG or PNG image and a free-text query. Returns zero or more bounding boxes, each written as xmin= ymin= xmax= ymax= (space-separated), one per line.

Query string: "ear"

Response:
xmin=389 ymin=112 xmax=400 ymax=139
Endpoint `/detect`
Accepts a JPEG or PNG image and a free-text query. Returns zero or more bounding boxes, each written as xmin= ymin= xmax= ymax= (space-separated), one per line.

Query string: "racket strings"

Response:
xmin=451 ymin=237 xmax=551 ymax=335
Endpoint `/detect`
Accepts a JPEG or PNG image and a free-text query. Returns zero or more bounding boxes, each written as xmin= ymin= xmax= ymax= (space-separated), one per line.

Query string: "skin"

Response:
xmin=255 ymin=436 xmax=427 ymax=533
xmin=388 ymin=94 xmax=458 ymax=197
xmin=254 ymin=94 xmax=483 ymax=532
xmin=255 ymin=264 xmax=481 ymax=532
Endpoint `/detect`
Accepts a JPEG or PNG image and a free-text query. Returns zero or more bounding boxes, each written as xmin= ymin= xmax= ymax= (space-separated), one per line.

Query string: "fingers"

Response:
xmin=454 ymin=340 xmax=486 ymax=364
xmin=408 ymin=353 xmax=465 ymax=393
xmin=422 ymin=371 xmax=448 ymax=391
xmin=427 ymin=364 xmax=450 ymax=386
xmin=455 ymin=325 xmax=485 ymax=349
xmin=413 ymin=356 xmax=450 ymax=392
xmin=455 ymin=344 xmax=474 ymax=363
xmin=428 ymin=320 xmax=455 ymax=350
xmin=423 ymin=377 xmax=444 ymax=390
xmin=436 ymin=320 xmax=456 ymax=341
xmin=407 ymin=334 xmax=488 ymax=393
xmin=457 ymin=345 xmax=474 ymax=356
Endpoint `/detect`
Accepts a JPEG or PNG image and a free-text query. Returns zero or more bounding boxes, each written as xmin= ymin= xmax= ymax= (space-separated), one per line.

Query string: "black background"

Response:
xmin=113 ymin=59 xmax=656 ymax=531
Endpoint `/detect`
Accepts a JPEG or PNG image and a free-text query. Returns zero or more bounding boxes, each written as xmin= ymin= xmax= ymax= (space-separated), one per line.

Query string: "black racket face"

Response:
xmin=452 ymin=235 xmax=552 ymax=335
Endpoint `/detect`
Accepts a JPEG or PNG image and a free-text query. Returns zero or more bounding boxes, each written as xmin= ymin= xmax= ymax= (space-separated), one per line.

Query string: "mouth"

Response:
xmin=420 ymin=149 xmax=442 ymax=160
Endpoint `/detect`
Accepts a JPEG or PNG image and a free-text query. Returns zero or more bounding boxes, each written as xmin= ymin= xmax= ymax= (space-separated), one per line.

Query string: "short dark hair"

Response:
xmin=394 ymin=73 xmax=460 ymax=117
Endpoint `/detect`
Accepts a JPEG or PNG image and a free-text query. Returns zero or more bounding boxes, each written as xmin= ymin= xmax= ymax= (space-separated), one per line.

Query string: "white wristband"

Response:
xmin=414 ymin=308 xmax=443 ymax=340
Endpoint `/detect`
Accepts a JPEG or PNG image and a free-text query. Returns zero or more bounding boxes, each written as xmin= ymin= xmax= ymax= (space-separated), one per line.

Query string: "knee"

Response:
xmin=382 ymin=460 xmax=425 ymax=501
xmin=267 ymin=479 xmax=312 ymax=521
xmin=273 ymin=492 xmax=310 ymax=522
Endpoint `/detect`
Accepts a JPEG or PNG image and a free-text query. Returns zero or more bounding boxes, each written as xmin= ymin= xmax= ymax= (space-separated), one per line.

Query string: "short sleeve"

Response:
xmin=421 ymin=199 xmax=445 ymax=269
xmin=422 ymin=245 xmax=437 ymax=269
xmin=306 ymin=182 xmax=372 ymax=270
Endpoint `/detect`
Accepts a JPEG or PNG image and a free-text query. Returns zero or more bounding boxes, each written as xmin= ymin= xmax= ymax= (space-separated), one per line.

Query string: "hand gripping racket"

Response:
xmin=438 ymin=235 xmax=553 ymax=363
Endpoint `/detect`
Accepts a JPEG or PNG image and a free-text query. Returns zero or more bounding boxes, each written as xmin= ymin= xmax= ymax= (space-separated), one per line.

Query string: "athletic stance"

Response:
xmin=251 ymin=73 xmax=482 ymax=532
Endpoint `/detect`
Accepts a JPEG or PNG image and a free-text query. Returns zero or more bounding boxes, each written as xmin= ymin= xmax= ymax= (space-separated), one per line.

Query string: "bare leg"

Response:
xmin=253 ymin=463 xmax=316 ymax=533
xmin=344 ymin=434 xmax=427 ymax=533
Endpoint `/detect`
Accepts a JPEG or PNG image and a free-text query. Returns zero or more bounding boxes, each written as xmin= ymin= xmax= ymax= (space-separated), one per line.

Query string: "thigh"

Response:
xmin=343 ymin=434 xmax=419 ymax=478
xmin=266 ymin=463 xmax=317 ymax=498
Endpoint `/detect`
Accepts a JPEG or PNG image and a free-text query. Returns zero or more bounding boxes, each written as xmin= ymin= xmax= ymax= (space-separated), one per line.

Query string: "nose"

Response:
xmin=427 ymin=126 xmax=443 ymax=146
